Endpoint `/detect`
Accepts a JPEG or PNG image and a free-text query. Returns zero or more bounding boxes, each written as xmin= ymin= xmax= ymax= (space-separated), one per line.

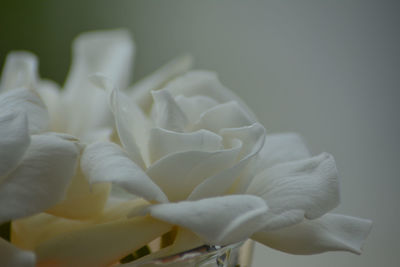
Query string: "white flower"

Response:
xmin=0 ymin=53 xmax=80 ymax=266
xmin=2 ymin=30 xmax=371 ymax=267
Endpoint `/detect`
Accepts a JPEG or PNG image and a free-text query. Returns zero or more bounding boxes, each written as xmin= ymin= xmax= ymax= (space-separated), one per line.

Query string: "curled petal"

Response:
xmin=252 ymin=213 xmax=372 ymax=255
xmin=188 ymin=123 xmax=266 ymax=200
xmin=0 ymin=88 xmax=49 ymax=134
xmin=0 ymin=112 xmax=30 ymax=180
xmin=191 ymin=101 xmax=255 ymax=133
xmin=147 ymin=141 xmax=241 ymax=202
xmin=130 ymin=54 xmax=193 ymax=112
xmin=0 ymin=134 xmax=79 ymax=223
xmin=246 ymin=153 xmax=340 ymax=220
xmin=146 ymin=195 xmax=269 ymax=245
xmin=175 ymin=95 xmax=218 ymax=123
xmin=151 ymin=90 xmax=188 ymax=132
xmin=148 ymin=128 xmax=223 ymax=164
xmin=256 ymin=133 xmax=311 ymax=171
xmin=0 ymin=51 xmax=38 ymax=91
xmin=81 ymin=142 xmax=168 ymax=203
xmin=163 ymin=70 xmax=257 ymax=119
xmin=0 ymin=238 xmax=35 ymax=267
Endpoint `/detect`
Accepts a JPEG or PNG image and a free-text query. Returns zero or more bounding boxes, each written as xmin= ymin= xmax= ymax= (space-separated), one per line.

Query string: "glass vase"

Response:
xmin=129 ymin=240 xmax=254 ymax=267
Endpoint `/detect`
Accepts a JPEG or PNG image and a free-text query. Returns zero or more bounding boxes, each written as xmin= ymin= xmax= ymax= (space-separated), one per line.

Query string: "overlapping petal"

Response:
xmin=0 ymin=238 xmax=35 ymax=267
xmin=146 ymin=195 xmax=269 ymax=245
xmin=247 ymin=153 xmax=340 ymax=224
xmin=0 ymin=112 xmax=30 ymax=180
xmin=81 ymin=142 xmax=168 ymax=203
xmin=252 ymin=213 xmax=372 ymax=255
xmin=0 ymin=134 xmax=80 ymax=223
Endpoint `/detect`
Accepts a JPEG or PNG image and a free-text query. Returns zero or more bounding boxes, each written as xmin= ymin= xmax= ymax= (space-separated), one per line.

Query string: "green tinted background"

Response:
xmin=1 ymin=1 xmax=399 ymax=266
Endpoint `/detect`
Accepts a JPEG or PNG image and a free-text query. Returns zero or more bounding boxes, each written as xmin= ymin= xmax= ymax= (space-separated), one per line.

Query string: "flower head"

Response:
xmin=0 ymin=30 xmax=372 ymax=267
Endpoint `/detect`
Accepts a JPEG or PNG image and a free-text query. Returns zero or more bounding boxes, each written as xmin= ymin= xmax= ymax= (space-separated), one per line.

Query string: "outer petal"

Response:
xmin=0 ymin=88 xmax=49 ymax=134
xmin=0 ymin=112 xmax=30 ymax=180
xmin=0 ymin=133 xmax=80 ymax=223
xmin=252 ymin=213 xmax=372 ymax=255
xmin=148 ymin=128 xmax=223 ymax=164
xmin=188 ymin=123 xmax=266 ymax=200
xmin=256 ymin=133 xmax=311 ymax=172
xmin=62 ymin=30 xmax=134 ymax=138
xmin=147 ymin=140 xmax=242 ymax=202
xmin=246 ymin=153 xmax=340 ymax=221
xmin=35 ymin=217 xmax=172 ymax=267
xmin=130 ymin=54 xmax=193 ymax=113
xmin=151 ymin=90 xmax=188 ymax=132
xmin=146 ymin=195 xmax=269 ymax=245
xmin=81 ymin=142 xmax=168 ymax=203
xmin=0 ymin=238 xmax=35 ymax=267
xmin=163 ymin=70 xmax=257 ymax=119
xmin=0 ymin=51 xmax=38 ymax=92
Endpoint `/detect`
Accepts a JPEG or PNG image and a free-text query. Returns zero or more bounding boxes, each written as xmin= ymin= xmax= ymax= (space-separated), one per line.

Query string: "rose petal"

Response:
xmin=0 ymin=112 xmax=30 ymax=180
xmin=0 ymin=238 xmax=35 ymax=267
xmin=0 ymin=88 xmax=49 ymax=134
xmin=147 ymin=140 xmax=242 ymax=202
xmin=0 ymin=51 xmax=38 ymax=92
xmin=188 ymin=123 xmax=266 ymax=200
xmin=46 ymin=167 xmax=111 ymax=220
xmin=191 ymin=101 xmax=255 ymax=133
xmin=130 ymin=54 xmax=193 ymax=113
xmin=151 ymin=90 xmax=189 ymax=132
xmin=252 ymin=213 xmax=372 ymax=255
xmin=148 ymin=128 xmax=223 ymax=164
xmin=146 ymin=195 xmax=269 ymax=245
xmin=163 ymin=71 xmax=257 ymax=119
xmin=174 ymin=94 xmax=218 ymax=123
xmin=0 ymin=134 xmax=80 ymax=223
xmin=62 ymin=30 xmax=134 ymax=138
xmin=81 ymin=142 xmax=168 ymax=203
xmin=110 ymin=88 xmax=148 ymax=168
xmin=35 ymin=217 xmax=172 ymax=267
xmin=256 ymin=133 xmax=311 ymax=172
xmin=11 ymin=213 xmax=90 ymax=251
xmin=246 ymin=153 xmax=340 ymax=220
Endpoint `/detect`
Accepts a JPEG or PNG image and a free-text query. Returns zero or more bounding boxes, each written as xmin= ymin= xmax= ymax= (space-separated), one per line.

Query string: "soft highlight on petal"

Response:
xmin=252 ymin=213 xmax=372 ymax=255
xmin=81 ymin=142 xmax=168 ymax=203
xmin=0 ymin=238 xmax=36 ymax=267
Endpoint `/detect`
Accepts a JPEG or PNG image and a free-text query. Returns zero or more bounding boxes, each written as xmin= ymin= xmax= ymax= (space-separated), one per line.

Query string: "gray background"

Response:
xmin=1 ymin=1 xmax=399 ymax=266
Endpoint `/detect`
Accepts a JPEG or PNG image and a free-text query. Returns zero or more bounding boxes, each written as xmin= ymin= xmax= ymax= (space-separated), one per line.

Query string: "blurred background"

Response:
xmin=1 ymin=1 xmax=399 ymax=266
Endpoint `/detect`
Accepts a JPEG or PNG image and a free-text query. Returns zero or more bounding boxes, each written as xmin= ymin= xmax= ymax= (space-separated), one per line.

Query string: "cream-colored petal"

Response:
xmin=246 ymin=153 xmax=340 ymax=220
xmin=147 ymin=140 xmax=241 ymax=202
xmin=191 ymin=101 xmax=255 ymax=133
xmin=0 ymin=51 xmax=38 ymax=92
xmin=188 ymin=123 xmax=266 ymax=200
xmin=252 ymin=213 xmax=372 ymax=255
xmin=163 ymin=70 xmax=257 ymax=119
xmin=148 ymin=128 xmax=223 ymax=164
xmin=46 ymin=167 xmax=111 ymax=220
xmin=0 ymin=112 xmax=30 ymax=180
xmin=0 ymin=134 xmax=79 ymax=223
xmin=110 ymin=87 xmax=148 ymax=168
xmin=0 ymin=88 xmax=49 ymax=134
xmin=81 ymin=142 xmax=168 ymax=203
xmin=151 ymin=90 xmax=188 ymax=132
xmin=62 ymin=30 xmax=134 ymax=138
xmin=0 ymin=238 xmax=35 ymax=267
xmin=174 ymin=94 xmax=218 ymax=124
xmin=256 ymin=133 xmax=310 ymax=172
xmin=130 ymin=55 xmax=193 ymax=113
xmin=35 ymin=217 xmax=172 ymax=267
xmin=146 ymin=195 xmax=269 ymax=245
